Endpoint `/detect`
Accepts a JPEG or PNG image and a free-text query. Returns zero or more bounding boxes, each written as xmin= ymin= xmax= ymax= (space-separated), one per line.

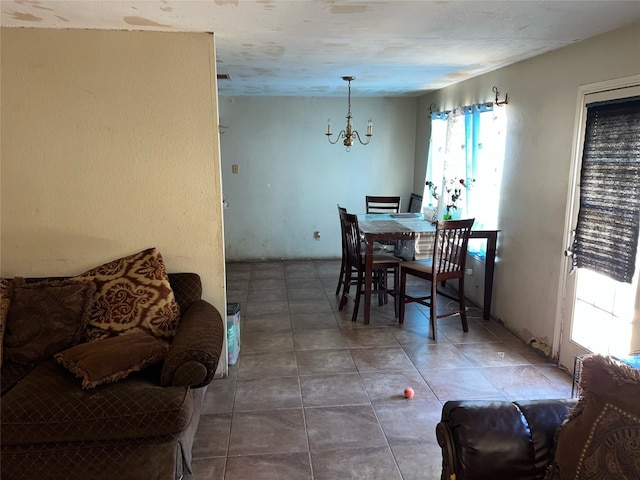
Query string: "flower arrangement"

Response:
xmin=425 ymin=180 xmax=439 ymax=202
xmin=426 ymin=178 xmax=475 ymax=220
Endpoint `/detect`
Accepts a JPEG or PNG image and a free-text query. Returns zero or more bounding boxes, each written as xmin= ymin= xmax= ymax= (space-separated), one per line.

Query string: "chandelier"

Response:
xmin=325 ymin=76 xmax=372 ymax=151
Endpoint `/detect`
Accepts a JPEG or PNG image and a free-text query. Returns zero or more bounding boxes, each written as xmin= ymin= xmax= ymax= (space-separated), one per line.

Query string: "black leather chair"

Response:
xmin=436 ymin=399 xmax=577 ymax=480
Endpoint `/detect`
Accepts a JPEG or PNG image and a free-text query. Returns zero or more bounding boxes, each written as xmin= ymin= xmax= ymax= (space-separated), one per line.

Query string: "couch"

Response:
xmin=1 ymin=272 xmax=224 ymax=480
xmin=436 ymin=354 xmax=640 ymax=480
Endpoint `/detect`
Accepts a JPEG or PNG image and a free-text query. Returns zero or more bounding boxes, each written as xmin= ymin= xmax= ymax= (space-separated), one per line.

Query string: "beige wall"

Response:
xmin=1 ymin=29 xmax=225 ymax=331
xmin=416 ymin=21 xmax=640 ymax=357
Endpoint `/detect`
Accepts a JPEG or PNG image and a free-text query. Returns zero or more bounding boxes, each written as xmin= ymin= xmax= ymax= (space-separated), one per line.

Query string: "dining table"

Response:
xmin=357 ymin=213 xmax=499 ymax=325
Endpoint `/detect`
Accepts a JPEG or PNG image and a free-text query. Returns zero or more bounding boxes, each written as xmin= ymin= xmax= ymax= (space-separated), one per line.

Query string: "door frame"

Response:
xmin=554 ymin=74 xmax=640 ymax=372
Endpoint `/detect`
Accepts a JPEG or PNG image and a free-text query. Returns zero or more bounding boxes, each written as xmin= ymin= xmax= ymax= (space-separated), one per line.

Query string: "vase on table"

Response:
xmin=423 ymin=206 xmax=438 ymax=224
xmin=443 ymin=208 xmax=462 ymax=220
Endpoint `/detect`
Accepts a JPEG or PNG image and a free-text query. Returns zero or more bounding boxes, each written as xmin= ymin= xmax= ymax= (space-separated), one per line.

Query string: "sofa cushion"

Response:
xmin=4 ymin=279 xmax=96 ymax=365
xmin=73 ymin=247 xmax=180 ymax=341
xmin=0 ymin=359 xmax=195 ymax=445
xmin=55 ymin=333 xmax=169 ymax=389
xmin=0 ymin=360 xmax=34 ymax=395
xmin=544 ymin=354 xmax=640 ymax=479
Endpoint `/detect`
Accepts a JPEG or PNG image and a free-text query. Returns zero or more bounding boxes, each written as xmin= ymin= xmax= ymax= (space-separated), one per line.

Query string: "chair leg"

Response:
xmin=335 ymin=256 xmax=345 ymax=295
xmin=377 ymin=269 xmax=391 ymax=306
xmin=384 ymin=268 xmax=391 ymax=306
xmin=430 ymin=278 xmax=438 ymax=341
xmin=393 ymin=265 xmax=399 ymax=319
xmin=458 ymin=277 xmax=469 ymax=332
xmin=339 ymin=287 xmax=348 ymax=310
xmin=399 ymin=269 xmax=407 ymax=324
xmin=352 ymin=268 xmax=363 ymax=322
xmin=338 ymin=263 xmax=352 ymax=311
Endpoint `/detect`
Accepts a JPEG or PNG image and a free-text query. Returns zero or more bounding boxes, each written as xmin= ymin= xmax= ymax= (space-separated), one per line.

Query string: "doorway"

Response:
xmin=558 ymin=78 xmax=640 ymax=372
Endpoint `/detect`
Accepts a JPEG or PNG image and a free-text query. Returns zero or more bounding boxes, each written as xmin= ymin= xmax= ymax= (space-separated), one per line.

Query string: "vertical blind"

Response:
xmin=572 ymin=97 xmax=640 ymax=283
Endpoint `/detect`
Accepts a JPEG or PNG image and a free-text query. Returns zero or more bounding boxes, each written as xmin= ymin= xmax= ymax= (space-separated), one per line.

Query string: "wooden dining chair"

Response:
xmin=398 ymin=218 xmax=475 ymax=340
xmin=336 ymin=204 xmax=396 ymax=296
xmin=407 ymin=193 xmax=423 ymax=213
xmin=335 ymin=204 xmax=348 ymax=295
xmin=366 ymin=195 xmax=402 ymax=214
xmin=338 ymin=210 xmax=402 ymax=322
xmin=366 ymin=195 xmax=403 ymax=255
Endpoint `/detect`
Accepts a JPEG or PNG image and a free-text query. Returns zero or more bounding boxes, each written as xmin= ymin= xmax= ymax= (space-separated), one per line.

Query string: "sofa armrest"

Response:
xmin=160 ymin=299 xmax=224 ymax=388
xmin=435 ymin=421 xmax=457 ymax=480
xmin=436 ymin=399 xmax=576 ymax=480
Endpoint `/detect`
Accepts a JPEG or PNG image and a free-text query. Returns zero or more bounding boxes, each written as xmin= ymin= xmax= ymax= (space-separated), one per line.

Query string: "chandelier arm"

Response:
xmin=353 ymin=130 xmax=372 ymax=146
xmin=326 ymin=130 xmax=346 ymax=145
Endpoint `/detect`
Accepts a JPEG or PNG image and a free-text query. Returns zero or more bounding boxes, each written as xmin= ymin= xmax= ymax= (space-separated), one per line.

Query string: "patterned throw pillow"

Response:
xmin=55 ymin=332 xmax=169 ymax=389
xmin=4 ymin=279 xmax=96 ymax=365
xmin=73 ymin=247 xmax=180 ymax=341
xmin=544 ymin=354 xmax=640 ymax=479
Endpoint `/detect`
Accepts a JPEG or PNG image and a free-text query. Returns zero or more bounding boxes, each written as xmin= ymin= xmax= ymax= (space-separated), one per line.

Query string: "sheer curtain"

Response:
xmin=425 ymin=104 xmax=506 ymax=256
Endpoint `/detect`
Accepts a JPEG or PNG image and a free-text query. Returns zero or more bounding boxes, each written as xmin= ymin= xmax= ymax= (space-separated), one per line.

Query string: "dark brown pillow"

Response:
xmin=544 ymin=354 xmax=640 ymax=479
xmin=0 ymin=278 xmax=12 ymax=367
xmin=0 ymin=298 xmax=9 ymax=368
xmin=4 ymin=279 xmax=96 ymax=365
xmin=72 ymin=247 xmax=180 ymax=341
xmin=54 ymin=332 xmax=169 ymax=389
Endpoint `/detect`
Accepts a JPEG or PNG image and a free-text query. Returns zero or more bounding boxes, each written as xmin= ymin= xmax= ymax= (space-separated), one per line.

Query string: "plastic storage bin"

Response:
xmin=226 ymin=303 xmax=241 ymax=365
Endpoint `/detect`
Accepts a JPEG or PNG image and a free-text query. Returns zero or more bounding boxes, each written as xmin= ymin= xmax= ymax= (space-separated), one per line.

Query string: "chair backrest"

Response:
xmin=432 ymin=219 xmax=475 ymax=279
xmin=366 ymin=195 xmax=401 ymax=214
xmin=340 ymin=210 xmax=363 ymax=266
xmin=407 ymin=193 xmax=423 ymax=213
xmin=337 ymin=203 xmax=348 ymax=253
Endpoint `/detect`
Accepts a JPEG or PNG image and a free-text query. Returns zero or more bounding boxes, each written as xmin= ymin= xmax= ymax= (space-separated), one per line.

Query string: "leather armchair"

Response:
xmin=436 ymin=399 xmax=577 ymax=480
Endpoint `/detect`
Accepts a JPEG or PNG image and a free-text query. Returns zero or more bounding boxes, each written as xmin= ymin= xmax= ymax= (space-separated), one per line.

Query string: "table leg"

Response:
xmin=482 ymin=232 xmax=498 ymax=320
xmin=364 ymin=236 xmax=374 ymax=324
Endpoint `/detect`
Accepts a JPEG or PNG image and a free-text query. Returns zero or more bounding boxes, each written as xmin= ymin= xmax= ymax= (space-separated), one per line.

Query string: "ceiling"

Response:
xmin=2 ymin=1 xmax=640 ymax=97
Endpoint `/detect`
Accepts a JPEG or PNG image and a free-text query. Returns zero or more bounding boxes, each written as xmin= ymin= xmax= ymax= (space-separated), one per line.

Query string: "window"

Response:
xmin=425 ymin=105 xmax=506 ymax=256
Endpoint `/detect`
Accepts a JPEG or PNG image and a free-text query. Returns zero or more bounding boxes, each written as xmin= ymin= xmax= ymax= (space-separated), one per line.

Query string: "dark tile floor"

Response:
xmin=187 ymin=260 xmax=573 ymax=479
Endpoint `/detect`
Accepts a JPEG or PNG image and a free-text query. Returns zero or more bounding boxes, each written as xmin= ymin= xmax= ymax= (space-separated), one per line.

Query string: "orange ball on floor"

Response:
xmin=404 ymin=387 xmax=415 ymax=399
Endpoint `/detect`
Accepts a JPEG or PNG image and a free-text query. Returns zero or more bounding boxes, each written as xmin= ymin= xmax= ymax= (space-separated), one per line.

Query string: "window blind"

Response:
xmin=572 ymin=97 xmax=640 ymax=283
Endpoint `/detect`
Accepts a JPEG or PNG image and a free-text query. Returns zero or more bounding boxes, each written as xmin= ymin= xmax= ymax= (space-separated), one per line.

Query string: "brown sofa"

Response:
xmin=1 ymin=273 xmax=224 ymax=480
